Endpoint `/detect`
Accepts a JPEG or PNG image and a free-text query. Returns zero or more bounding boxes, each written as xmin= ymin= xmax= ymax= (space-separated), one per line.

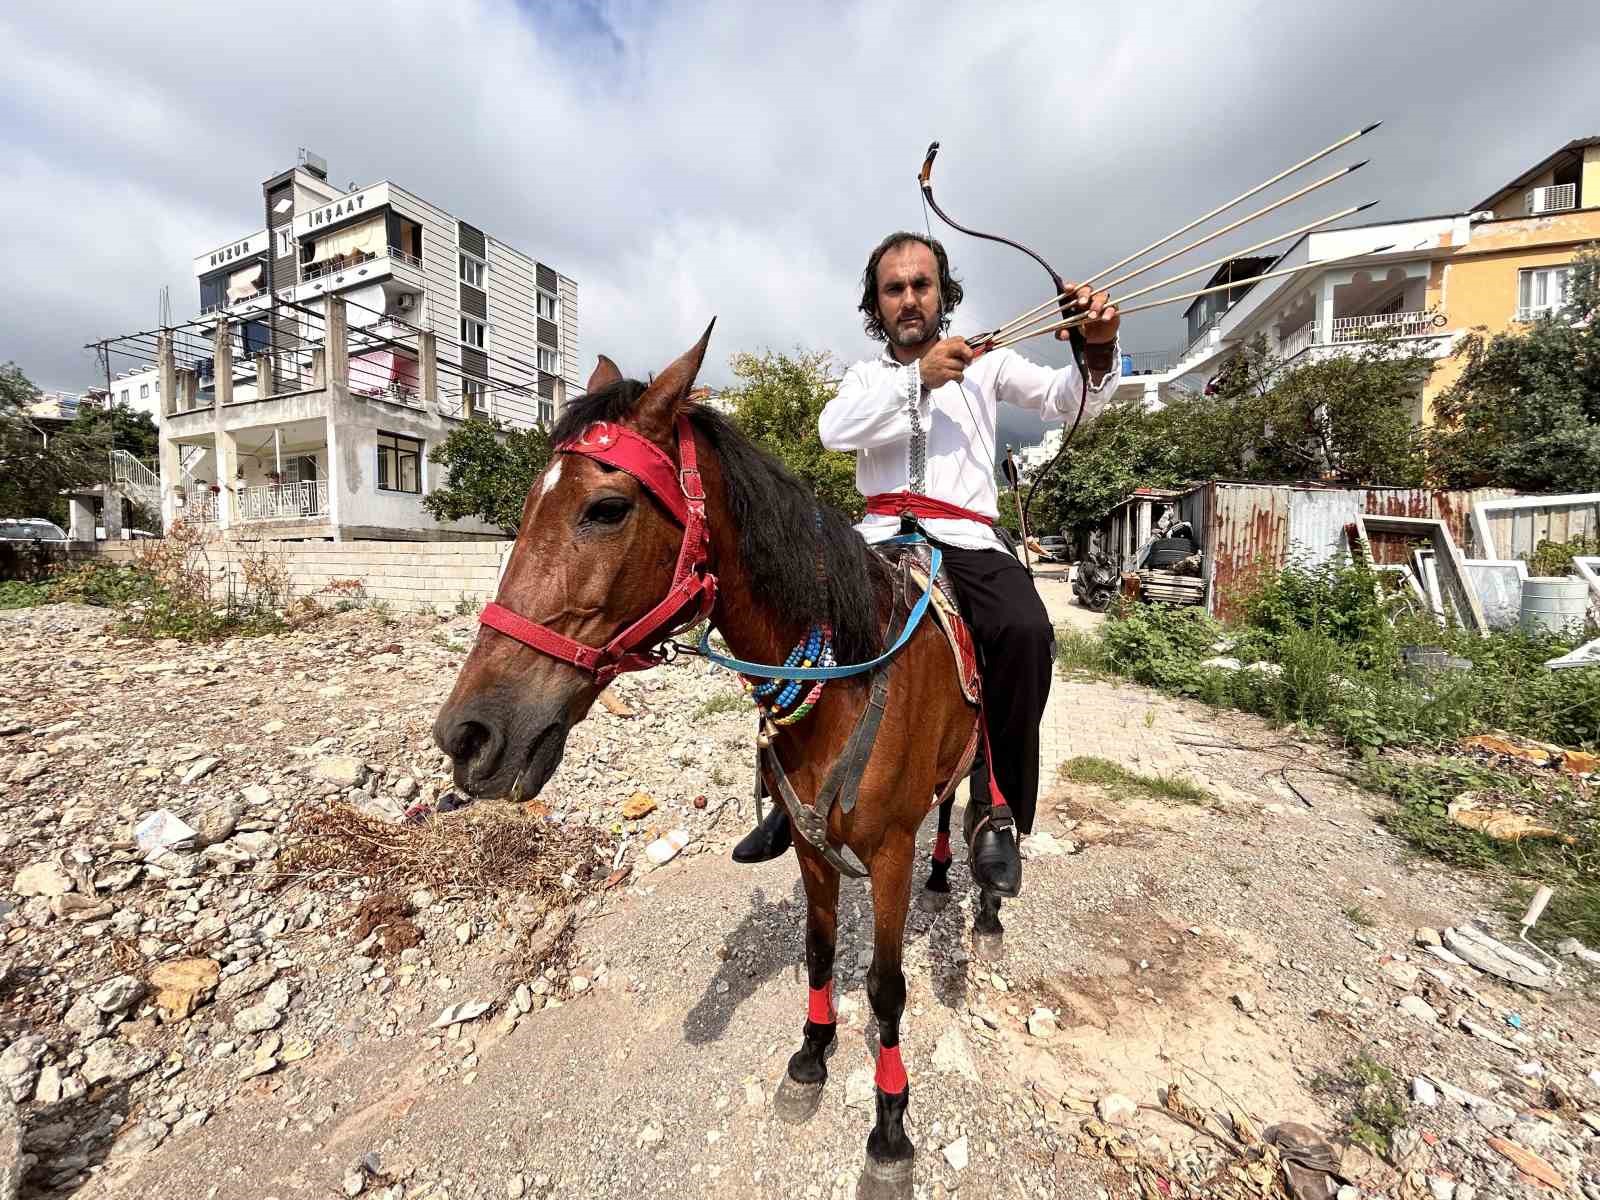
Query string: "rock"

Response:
xmin=513 ymin=985 xmax=532 ymax=1014
xmin=240 ymin=784 xmax=272 ymax=806
xmin=1097 ymin=1093 xmax=1137 ymax=1125
xmin=432 ymin=1001 xmax=491 ymax=1028
xmin=5 ymin=753 xmax=47 ymax=784
xmin=216 ymin=962 xmax=277 ymax=1003
xmin=570 ymin=976 xmax=590 ymax=994
xmin=0 ymin=1036 xmax=47 ymax=1102
xmin=1411 ymin=1077 xmax=1438 ymax=1107
xmin=1232 ymin=990 xmax=1257 ymax=1014
xmin=81 ymin=1038 xmax=156 ymax=1085
xmin=343 ymin=1168 xmax=366 ymax=1197
xmin=507 ymin=1175 xmax=527 ymax=1200
xmin=150 ymin=958 xmax=221 ymax=1020
xmin=108 ymin=1118 xmax=167 ymax=1161
xmin=931 ymin=1028 xmax=979 ymax=1081
xmin=33 ymin=1065 xmax=63 ymax=1104
xmin=0 ymin=1087 xmax=18 ymax=1198
xmin=1399 ymin=995 xmax=1439 ymax=1024
xmin=1415 ymin=927 xmax=1441 ymax=947
xmin=312 ymin=756 xmax=368 ymax=788
xmin=844 ymin=1067 xmax=875 ymax=1110
xmin=1026 ymin=1007 xmax=1058 ymax=1038
xmin=1380 ymin=961 xmax=1421 ymax=990
xmin=355 ymin=795 xmax=406 ymax=824
xmin=1426 ymin=1176 xmax=1455 ymax=1200
xmin=392 ymin=777 xmax=418 ymax=801
xmin=622 ymin=792 xmax=657 ymax=820
xmin=13 ymin=861 xmax=72 ymax=898
xmin=190 ymin=800 xmax=243 ymax=847
xmin=744 ymin=1081 xmax=765 ymax=1108
xmin=262 ymin=979 xmax=293 ymax=1011
xmin=942 ymin=1135 xmax=970 ymax=1170
xmin=638 ymin=1122 xmax=663 ymax=1147
xmin=1471 ymin=1102 xmax=1515 ymax=1131
xmin=644 ymin=830 xmax=690 ymax=865
xmin=91 ymin=974 xmax=146 ymax=1014
xmin=1388 ymin=1127 xmax=1428 ymax=1171
xmin=1020 ymin=832 xmax=1068 ymax=858
xmin=1442 ymin=925 xmax=1551 ymax=990
xmin=1200 ymin=656 xmax=1242 ymax=671
xmin=64 ymin=994 xmax=104 ymax=1038
xmin=180 ymin=756 xmax=220 ymax=785
xmin=232 ymin=1004 xmax=282 ymax=1034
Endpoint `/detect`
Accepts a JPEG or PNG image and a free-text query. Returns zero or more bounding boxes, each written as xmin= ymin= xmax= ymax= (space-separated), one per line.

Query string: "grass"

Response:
xmin=1055 ymin=627 xmax=1109 ymax=674
xmin=0 ymin=580 xmax=50 ymax=609
xmin=1313 ymin=1054 xmax=1405 ymax=1158
xmin=695 ymin=691 xmax=747 ymax=720
xmin=1059 ymin=755 xmax=1214 ymax=805
xmin=1342 ymin=904 xmax=1375 ymax=927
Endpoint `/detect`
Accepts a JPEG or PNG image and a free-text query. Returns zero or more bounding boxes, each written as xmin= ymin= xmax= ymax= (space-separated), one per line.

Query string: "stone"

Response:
xmin=1415 ymin=927 xmax=1441 ymax=947
xmin=91 ymin=974 xmax=146 ymax=1014
xmin=1442 ymin=925 xmax=1551 ymax=990
xmin=844 ymin=1067 xmax=875 ymax=1110
xmin=6 ymin=753 xmax=47 ymax=784
xmin=108 ymin=1118 xmax=167 ymax=1161
xmin=232 ymin=1004 xmax=282 ymax=1034
xmin=931 ymin=1028 xmax=979 ymax=1081
xmin=644 ymin=830 xmax=690 ymax=865
xmin=1411 ymin=1077 xmax=1438 ymax=1107
xmin=1380 ymin=961 xmax=1421 ymax=990
xmin=150 ymin=958 xmax=221 ymax=1020
xmin=1398 ymin=995 xmax=1439 ymax=1025
xmin=1026 ymin=1007 xmax=1058 ymax=1038
xmin=180 ymin=756 xmax=220 ymax=785
xmin=33 ymin=1065 xmax=63 ymax=1105
xmin=0 ymin=1036 xmax=47 ymax=1102
xmin=64 ymin=994 xmax=103 ymax=1038
xmin=744 ymin=1081 xmax=765 ymax=1108
xmin=622 ymin=792 xmax=657 ymax=820
xmin=262 ymin=979 xmax=293 ymax=1011
xmin=507 ymin=1175 xmax=527 ymax=1200
xmin=312 ymin=756 xmax=368 ymax=788
xmin=356 ymin=796 xmax=406 ymax=824
xmin=1471 ymin=1102 xmax=1515 ymax=1131
xmin=942 ymin=1135 xmax=970 ymax=1171
xmin=216 ymin=962 xmax=277 ymax=1003
xmin=81 ymin=1038 xmax=156 ymax=1085
xmin=1426 ymin=1177 xmax=1455 ymax=1200
xmin=432 ymin=1000 xmax=491 ymax=1028
xmin=1232 ymin=990 xmax=1257 ymax=1014
xmin=1097 ymin=1093 xmax=1137 ymax=1124
xmin=343 ymin=1168 xmax=366 ymax=1197
xmin=638 ymin=1123 xmax=663 ymax=1146
xmin=240 ymin=784 xmax=272 ymax=806
xmin=1020 ymin=832 xmax=1068 ymax=858
xmin=13 ymin=862 xmax=72 ymax=898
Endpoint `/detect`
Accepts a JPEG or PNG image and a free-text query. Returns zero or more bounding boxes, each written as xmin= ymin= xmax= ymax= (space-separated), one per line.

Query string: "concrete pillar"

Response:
xmin=158 ymin=335 xmax=180 ymax=531
xmin=323 ymin=298 xmax=351 ymax=542
xmin=178 ymin=369 xmax=197 ymax=413
xmin=215 ymin=431 xmax=238 ymax=532
xmin=311 ymin=347 xmax=326 ymax=388
xmin=324 ymin=413 xmax=343 ymax=540
xmin=418 ymin=332 xmax=439 ymax=415
xmin=213 ymin=322 xmax=234 ymax=411
xmin=255 ymin=353 xmax=274 ymax=400
xmin=1317 ymin=275 xmax=1336 ymax=345
xmin=102 ymin=491 xmax=124 ymax=540
xmin=67 ymin=496 xmax=96 ymax=543
xmin=325 ymin=298 xmax=349 ymax=385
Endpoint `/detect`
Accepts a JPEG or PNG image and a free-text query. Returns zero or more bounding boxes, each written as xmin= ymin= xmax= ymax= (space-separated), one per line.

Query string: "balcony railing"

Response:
xmin=177 ymin=492 xmax=220 ymax=524
xmin=1122 ymin=348 xmax=1181 ymax=375
xmin=1328 ymin=310 xmax=1440 ymax=342
xmin=234 ymin=481 xmax=329 ymax=523
xmin=1279 ymin=322 xmax=1317 ymax=360
xmin=302 ymin=246 xmax=421 ymax=283
xmin=1525 ymin=183 xmax=1577 ymax=215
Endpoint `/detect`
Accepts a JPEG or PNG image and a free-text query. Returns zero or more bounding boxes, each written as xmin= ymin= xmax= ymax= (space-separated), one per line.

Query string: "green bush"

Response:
xmin=1526 ymin=535 xmax=1599 ymax=578
xmin=1098 ymin=604 xmax=1224 ymax=695
xmin=0 ymin=580 xmax=50 ymax=609
xmin=1241 ymin=558 xmax=1393 ymax=665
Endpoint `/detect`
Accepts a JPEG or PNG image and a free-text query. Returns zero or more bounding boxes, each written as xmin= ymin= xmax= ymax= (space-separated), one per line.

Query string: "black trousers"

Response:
xmin=937 ymin=543 xmax=1054 ymax=834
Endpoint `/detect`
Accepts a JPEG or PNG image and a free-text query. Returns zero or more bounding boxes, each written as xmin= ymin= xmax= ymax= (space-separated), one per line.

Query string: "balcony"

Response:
xmin=1525 ymin=183 xmax=1577 ymax=215
xmin=1279 ymin=322 xmax=1317 ymax=361
xmin=1329 ymin=310 xmax=1441 ymax=342
xmin=234 ymin=481 xmax=329 ymax=523
xmin=1122 ymin=348 xmax=1181 ymax=376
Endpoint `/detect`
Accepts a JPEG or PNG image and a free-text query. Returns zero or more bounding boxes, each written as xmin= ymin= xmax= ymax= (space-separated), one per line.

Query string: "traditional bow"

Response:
xmin=918 ymin=141 xmax=1093 ymax=534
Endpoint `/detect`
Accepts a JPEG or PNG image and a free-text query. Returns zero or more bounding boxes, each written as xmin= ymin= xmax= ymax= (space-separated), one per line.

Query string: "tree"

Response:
xmin=422 ymin=419 xmax=553 ymax=534
xmin=75 ymin=400 xmax=158 ymax=460
xmin=0 ymin=362 xmax=115 ymax=526
xmin=721 ymin=349 xmax=863 ymax=519
xmin=1428 ymin=244 xmax=1600 ymax=491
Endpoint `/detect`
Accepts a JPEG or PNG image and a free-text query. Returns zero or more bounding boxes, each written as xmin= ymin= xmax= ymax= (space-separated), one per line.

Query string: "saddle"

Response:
xmin=874 ymin=540 xmax=981 ymax=708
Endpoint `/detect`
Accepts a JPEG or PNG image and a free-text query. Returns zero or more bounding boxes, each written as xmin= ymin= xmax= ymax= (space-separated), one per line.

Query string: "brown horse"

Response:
xmin=434 ymin=328 xmax=999 ymax=1195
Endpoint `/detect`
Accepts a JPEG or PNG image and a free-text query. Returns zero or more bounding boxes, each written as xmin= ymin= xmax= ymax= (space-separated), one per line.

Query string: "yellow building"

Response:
xmin=1116 ymin=137 xmax=1600 ymax=423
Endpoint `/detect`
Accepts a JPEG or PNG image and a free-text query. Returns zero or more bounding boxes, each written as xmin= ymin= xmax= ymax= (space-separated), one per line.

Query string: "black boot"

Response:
xmin=969 ymin=806 xmax=1022 ymax=898
xmin=732 ymin=805 xmax=792 ymax=864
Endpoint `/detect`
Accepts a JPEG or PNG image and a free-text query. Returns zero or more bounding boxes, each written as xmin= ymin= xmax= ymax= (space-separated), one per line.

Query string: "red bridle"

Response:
xmin=478 ymin=412 xmax=717 ymax=686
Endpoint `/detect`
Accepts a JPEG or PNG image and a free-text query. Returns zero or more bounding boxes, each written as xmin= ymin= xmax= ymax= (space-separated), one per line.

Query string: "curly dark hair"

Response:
xmin=858 ymin=231 xmax=963 ymax=343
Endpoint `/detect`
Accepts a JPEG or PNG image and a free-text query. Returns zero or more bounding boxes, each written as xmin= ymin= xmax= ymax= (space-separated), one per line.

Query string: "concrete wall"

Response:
xmin=93 ymin=538 xmax=512 ymax=614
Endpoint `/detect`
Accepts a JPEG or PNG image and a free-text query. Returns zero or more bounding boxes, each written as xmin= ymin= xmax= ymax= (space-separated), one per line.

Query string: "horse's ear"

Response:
xmin=586 ymin=355 xmax=622 ymax=393
xmin=635 ymin=320 xmax=715 ymax=442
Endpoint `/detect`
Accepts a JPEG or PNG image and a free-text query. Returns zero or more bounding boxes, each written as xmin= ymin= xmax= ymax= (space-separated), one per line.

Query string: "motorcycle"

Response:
xmin=1072 ymin=547 xmax=1120 ymax=612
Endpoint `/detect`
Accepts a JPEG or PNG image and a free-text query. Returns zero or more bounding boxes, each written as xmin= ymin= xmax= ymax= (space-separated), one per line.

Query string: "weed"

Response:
xmin=710 ymin=764 xmax=734 ymax=787
xmin=454 ymin=594 xmax=479 ymax=616
xmin=366 ymin=598 xmax=395 ymax=626
xmin=1055 ymin=627 xmax=1109 ymax=675
xmin=1059 ymin=755 xmax=1214 ymax=805
xmin=1342 ymin=904 xmax=1375 ymax=927
xmin=0 ymin=580 xmax=50 ymax=609
xmin=1314 ymin=1054 xmax=1405 ymax=1158
xmin=695 ymin=691 xmax=747 ymax=720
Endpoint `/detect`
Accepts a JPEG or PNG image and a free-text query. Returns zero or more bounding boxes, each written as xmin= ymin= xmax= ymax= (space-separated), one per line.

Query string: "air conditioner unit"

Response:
xmin=396 ymin=293 xmax=417 ymax=312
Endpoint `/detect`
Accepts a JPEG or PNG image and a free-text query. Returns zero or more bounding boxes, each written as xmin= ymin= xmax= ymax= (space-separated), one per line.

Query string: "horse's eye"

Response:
xmin=583 ymin=496 xmax=633 ymax=526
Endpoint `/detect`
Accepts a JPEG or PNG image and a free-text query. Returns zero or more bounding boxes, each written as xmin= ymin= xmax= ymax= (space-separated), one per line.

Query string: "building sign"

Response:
xmin=210 ymin=239 xmax=256 ymax=267
xmin=292 ymin=183 xmax=392 ymax=240
xmin=306 ymin=190 xmax=370 ymax=228
xmin=192 ymin=230 xmax=269 ymax=277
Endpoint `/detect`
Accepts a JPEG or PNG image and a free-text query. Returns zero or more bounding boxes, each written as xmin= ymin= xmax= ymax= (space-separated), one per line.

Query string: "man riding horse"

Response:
xmin=732 ymin=230 xmax=1121 ymax=895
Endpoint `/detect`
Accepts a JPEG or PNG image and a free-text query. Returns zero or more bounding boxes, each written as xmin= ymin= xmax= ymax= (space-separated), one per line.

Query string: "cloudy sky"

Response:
xmin=2 ymin=0 xmax=1597 ymax=444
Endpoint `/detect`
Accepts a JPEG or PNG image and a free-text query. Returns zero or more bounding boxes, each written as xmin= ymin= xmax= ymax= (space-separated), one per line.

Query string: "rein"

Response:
xmin=478 ymin=415 xmax=940 ymax=687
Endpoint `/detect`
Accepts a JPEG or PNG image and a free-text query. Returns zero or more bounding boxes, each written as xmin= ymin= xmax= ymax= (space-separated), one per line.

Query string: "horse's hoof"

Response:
xmin=973 ymin=930 xmax=1004 ymax=962
xmin=856 ymin=1154 xmax=914 ymax=1200
xmin=773 ymin=1074 xmax=827 ymax=1123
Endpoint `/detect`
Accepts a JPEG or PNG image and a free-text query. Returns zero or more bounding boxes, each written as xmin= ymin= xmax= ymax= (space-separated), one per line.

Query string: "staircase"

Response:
xmin=108 ymin=450 xmax=161 ymax=513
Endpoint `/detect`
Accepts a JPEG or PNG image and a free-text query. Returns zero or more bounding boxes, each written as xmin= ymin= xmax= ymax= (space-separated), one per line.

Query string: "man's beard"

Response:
xmin=888 ymin=311 xmax=938 ymax=347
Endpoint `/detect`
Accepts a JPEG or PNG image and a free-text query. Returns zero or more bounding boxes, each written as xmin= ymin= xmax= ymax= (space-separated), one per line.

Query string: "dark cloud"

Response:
xmin=3 ymin=0 xmax=1597 ymax=467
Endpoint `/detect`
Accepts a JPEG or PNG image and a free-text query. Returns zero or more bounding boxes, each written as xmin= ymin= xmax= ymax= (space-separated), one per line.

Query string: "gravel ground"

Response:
xmin=1 ymin=602 xmax=1597 ymax=1200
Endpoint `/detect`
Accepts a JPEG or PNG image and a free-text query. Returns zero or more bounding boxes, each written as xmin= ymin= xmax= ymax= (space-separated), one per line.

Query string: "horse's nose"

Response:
xmin=433 ymin=707 xmax=504 ymax=790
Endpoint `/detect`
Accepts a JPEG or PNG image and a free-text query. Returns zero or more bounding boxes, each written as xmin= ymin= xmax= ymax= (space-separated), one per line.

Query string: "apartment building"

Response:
xmin=121 ymin=150 xmax=579 ymax=541
xmin=1115 ymin=137 xmax=1600 ymax=422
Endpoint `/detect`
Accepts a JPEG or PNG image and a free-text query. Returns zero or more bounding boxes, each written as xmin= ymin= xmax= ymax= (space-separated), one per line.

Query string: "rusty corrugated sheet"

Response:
xmin=1481 ymin=496 xmax=1600 ymax=559
xmin=1289 ymin=490 xmax=1364 ymax=567
xmin=1208 ymin=483 xmax=1289 ymax=620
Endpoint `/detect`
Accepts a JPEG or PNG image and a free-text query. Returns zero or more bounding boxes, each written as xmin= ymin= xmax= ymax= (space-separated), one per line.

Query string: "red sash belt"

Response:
xmin=865 ymin=492 xmax=994 ymax=526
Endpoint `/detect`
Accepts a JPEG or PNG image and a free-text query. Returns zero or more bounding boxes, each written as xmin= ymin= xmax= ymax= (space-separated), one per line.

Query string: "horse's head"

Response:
xmin=433 ymin=326 xmax=715 ymax=800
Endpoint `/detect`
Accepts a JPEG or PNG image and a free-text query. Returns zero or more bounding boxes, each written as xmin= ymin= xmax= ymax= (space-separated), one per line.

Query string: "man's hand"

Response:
xmin=921 ymin=336 xmax=974 ymax=389
xmin=1055 ymin=284 xmax=1120 ymax=345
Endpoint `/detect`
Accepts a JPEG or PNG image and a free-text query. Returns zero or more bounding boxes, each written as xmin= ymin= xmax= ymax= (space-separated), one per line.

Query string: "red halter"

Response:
xmin=478 ymin=412 xmax=717 ymax=686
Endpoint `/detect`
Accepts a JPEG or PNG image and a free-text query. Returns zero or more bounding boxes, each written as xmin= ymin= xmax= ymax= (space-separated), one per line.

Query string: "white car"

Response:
xmin=0 ymin=518 xmax=67 ymax=543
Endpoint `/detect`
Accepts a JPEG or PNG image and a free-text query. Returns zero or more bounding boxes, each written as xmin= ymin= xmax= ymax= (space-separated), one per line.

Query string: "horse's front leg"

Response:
xmin=925 ymin=795 xmax=954 ymax=893
xmin=861 ymin=828 xmax=915 ymax=1198
xmin=774 ymin=839 xmax=839 ymax=1122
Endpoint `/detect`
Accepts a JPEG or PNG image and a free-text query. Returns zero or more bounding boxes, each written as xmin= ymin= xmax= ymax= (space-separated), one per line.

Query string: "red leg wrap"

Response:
xmin=980 ymin=710 xmax=1010 ymax=810
xmin=933 ymin=832 xmax=952 ymax=862
xmin=875 ymin=1043 xmax=907 ymax=1094
xmin=807 ymin=981 xmax=835 ymax=1024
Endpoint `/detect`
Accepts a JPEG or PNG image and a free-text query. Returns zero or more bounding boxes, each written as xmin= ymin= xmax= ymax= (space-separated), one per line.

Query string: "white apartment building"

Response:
xmin=115 ymin=150 xmax=579 ymax=541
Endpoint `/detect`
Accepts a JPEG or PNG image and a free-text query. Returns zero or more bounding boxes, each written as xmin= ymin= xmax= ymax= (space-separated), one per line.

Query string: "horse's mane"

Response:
xmin=553 ymin=382 xmax=887 ymax=662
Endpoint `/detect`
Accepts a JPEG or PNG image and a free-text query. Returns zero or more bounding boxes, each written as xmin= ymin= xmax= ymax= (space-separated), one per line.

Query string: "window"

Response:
xmin=538 ymin=399 xmax=554 ymax=426
xmin=538 ymin=346 xmax=560 ymax=374
xmin=276 ymin=229 xmax=293 ymax=257
xmin=536 ymin=291 xmax=558 ymax=321
xmin=376 ymin=431 xmax=423 ymax=494
xmin=462 ymin=379 xmax=488 ymax=418
xmin=460 ymin=316 xmax=486 ymax=348
xmin=459 ymin=253 xmax=485 ymax=287
xmin=1517 ymin=265 xmax=1573 ymax=320
xmin=139 ymin=384 xmax=150 ymax=400
xmin=119 ymin=389 xmax=130 ymax=405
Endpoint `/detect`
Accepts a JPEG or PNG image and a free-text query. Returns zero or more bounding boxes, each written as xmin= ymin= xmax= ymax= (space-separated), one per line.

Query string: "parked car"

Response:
xmin=1035 ymin=536 xmax=1070 ymax=563
xmin=0 ymin=519 xmax=67 ymax=543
